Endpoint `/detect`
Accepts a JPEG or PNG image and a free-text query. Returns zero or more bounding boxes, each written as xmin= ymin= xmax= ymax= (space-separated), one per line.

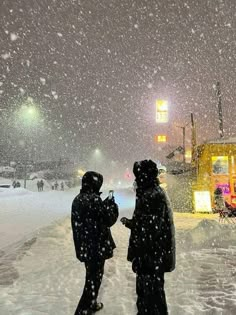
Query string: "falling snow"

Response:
xmin=10 ymin=33 xmax=18 ymax=41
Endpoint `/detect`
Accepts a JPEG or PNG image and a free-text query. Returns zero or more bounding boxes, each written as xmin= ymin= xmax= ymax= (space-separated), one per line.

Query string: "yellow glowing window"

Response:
xmin=155 ymin=135 xmax=167 ymax=143
xmin=156 ymin=100 xmax=168 ymax=123
xmin=212 ymin=156 xmax=228 ymax=174
xmin=156 ymin=99 xmax=168 ymax=111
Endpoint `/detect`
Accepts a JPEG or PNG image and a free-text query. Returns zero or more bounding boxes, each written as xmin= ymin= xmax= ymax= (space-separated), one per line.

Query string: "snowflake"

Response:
xmin=52 ymin=91 xmax=58 ymax=99
xmin=10 ymin=33 xmax=18 ymax=41
xmin=40 ymin=77 xmax=46 ymax=85
xmin=1 ymin=53 xmax=10 ymax=60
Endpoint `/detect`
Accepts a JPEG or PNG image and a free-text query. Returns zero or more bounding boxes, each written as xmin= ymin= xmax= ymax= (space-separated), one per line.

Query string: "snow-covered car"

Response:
xmin=0 ymin=183 xmax=13 ymax=193
xmin=0 ymin=184 xmax=12 ymax=189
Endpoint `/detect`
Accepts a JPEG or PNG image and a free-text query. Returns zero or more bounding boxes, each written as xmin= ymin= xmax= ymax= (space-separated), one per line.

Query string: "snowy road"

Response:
xmin=0 ymin=187 xmax=135 ymax=249
xmin=0 ymin=215 xmax=236 ymax=315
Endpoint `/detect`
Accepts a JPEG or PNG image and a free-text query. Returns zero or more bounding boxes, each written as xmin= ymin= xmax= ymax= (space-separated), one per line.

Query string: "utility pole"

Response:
xmin=191 ymin=112 xmax=198 ymax=171
xmin=24 ymin=160 xmax=27 ymax=188
xmin=216 ymin=81 xmax=224 ymax=138
xmin=176 ymin=125 xmax=186 ymax=164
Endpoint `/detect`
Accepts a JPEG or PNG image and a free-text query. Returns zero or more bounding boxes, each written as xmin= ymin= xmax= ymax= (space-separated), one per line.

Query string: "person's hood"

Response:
xmin=133 ymin=160 xmax=158 ymax=190
xmin=81 ymin=171 xmax=103 ymax=194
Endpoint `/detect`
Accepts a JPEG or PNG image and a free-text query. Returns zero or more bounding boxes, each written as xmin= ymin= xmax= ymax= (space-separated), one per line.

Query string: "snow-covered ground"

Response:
xmin=0 ymin=187 xmax=134 ymax=249
xmin=0 ymin=189 xmax=236 ymax=314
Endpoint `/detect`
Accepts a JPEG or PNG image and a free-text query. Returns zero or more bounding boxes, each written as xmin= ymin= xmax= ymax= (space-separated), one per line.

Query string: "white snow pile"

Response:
xmin=0 ymin=218 xmax=236 ymax=314
xmin=0 ymin=187 xmax=32 ymax=198
xmin=178 ymin=219 xmax=236 ymax=250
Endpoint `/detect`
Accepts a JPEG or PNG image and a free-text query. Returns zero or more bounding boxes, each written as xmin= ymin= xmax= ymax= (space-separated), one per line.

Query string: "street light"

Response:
xmin=18 ymin=103 xmax=40 ymax=129
xmin=16 ymin=98 xmax=41 ymax=188
xmin=94 ymin=148 xmax=101 ymax=171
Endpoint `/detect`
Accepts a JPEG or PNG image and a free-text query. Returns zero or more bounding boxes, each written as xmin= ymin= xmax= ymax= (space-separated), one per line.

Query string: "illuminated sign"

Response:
xmin=155 ymin=135 xmax=167 ymax=143
xmin=156 ymin=100 xmax=168 ymax=123
xmin=216 ymin=183 xmax=230 ymax=195
xmin=194 ymin=191 xmax=212 ymax=213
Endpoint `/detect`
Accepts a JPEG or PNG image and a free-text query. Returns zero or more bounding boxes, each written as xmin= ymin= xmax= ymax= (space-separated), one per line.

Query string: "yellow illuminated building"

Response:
xmin=192 ymin=140 xmax=236 ymax=211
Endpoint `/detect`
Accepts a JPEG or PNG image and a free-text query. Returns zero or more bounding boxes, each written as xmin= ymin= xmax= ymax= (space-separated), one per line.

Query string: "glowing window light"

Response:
xmin=156 ymin=99 xmax=168 ymax=123
xmin=155 ymin=135 xmax=167 ymax=143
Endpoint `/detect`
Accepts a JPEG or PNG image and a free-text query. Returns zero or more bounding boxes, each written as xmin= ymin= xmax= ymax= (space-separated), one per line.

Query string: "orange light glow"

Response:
xmin=155 ymin=135 xmax=167 ymax=143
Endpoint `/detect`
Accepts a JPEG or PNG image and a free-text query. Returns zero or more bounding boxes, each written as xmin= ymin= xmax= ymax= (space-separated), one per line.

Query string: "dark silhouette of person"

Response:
xmin=54 ymin=181 xmax=58 ymax=190
xmin=121 ymin=160 xmax=176 ymax=315
xmin=37 ymin=180 xmax=40 ymax=192
xmin=40 ymin=179 xmax=44 ymax=191
xmin=16 ymin=181 xmax=21 ymax=188
xmin=71 ymin=171 xmax=119 ymax=315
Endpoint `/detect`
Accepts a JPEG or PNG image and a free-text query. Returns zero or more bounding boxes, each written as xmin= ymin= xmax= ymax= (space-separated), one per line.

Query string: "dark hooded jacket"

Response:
xmin=125 ymin=160 xmax=175 ymax=274
xmin=71 ymin=171 xmax=119 ymax=262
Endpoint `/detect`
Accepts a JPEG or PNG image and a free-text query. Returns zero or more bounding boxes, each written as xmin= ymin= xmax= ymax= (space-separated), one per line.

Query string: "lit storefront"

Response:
xmin=192 ymin=141 xmax=236 ymax=212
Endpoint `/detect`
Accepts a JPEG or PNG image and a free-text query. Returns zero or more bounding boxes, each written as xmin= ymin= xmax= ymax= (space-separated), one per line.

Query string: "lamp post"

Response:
xmin=0 ymin=109 xmax=7 ymax=164
xmin=17 ymin=100 xmax=41 ymax=188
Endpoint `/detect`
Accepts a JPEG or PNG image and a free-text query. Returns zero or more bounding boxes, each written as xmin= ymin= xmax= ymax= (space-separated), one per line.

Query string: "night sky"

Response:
xmin=0 ymin=0 xmax=236 ymax=166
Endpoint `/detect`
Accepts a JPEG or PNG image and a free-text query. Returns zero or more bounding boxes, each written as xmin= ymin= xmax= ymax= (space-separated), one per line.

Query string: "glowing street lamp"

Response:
xmin=16 ymin=98 xmax=41 ymax=188
xmin=19 ymin=103 xmax=40 ymax=128
xmin=95 ymin=148 xmax=101 ymax=155
xmin=93 ymin=148 xmax=101 ymax=171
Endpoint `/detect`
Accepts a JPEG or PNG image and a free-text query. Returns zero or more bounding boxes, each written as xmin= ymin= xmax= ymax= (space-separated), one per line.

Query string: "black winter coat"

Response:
xmin=126 ymin=184 xmax=175 ymax=274
xmin=71 ymin=172 xmax=118 ymax=263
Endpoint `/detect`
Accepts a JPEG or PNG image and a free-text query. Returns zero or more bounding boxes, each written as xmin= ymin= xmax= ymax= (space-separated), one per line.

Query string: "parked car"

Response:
xmin=0 ymin=184 xmax=12 ymax=188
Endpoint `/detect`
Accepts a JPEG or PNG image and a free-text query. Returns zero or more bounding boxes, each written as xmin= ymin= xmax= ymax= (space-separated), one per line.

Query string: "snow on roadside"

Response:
xmin=0 ymin=215 xmax=236 ymax=315
xmin=0 ymin=188 xmax=134 ymax=249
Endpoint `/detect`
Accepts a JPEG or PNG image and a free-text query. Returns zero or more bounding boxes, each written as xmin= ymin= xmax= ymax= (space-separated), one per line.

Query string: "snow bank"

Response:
xmin=0 ymin=216 xmax=236 ymax=314
xmin=0 ymin=187 xmax=32 ymax=198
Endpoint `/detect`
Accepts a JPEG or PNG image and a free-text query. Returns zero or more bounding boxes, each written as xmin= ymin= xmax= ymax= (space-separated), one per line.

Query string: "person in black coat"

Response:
xmin=121 ymin=160 xmax=175 ymax=315
xmin=71 ymin=171 xmax=119 ymax=315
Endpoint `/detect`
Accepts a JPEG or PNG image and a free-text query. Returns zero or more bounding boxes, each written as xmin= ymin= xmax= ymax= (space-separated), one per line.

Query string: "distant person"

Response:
xmin=71 ymin=171 xmax=119 ymax=315
xmin=12 ymin=180 xmax=16 ymax=188
xmin=214 ymin=187 xmax=226 ymax=211
xmin=121 ymin=160 xmax=176 ymax=315
xmin=16 ymin=181 xmax=21 ymax=188
xmin=54 ymin=181 xmax=59 ymax=190
xmin=37 ymin=180 xmax=40 ymax=192
xmin=40 ymin=179 xmax=44 ymax=191
xmin=51 ymin=184 xmax=54 ymax=190
xmin=61 ymin=181 xmax=64 ymax=191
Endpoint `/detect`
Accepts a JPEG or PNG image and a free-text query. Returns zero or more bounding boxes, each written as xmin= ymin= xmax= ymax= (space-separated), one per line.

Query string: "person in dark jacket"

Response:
xmin=121 ymin=160 xmax=175 ymax=315
xmin=71 ymin=171 xmax=119 ymax=315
